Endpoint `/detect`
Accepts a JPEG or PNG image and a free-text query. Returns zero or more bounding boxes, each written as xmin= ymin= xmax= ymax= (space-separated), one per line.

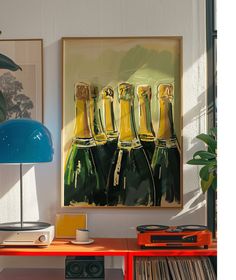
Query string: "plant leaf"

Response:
xmin=196 ymin=133 xmax=217 ymax=153
xmin=201 ymin=173 xmax=214 ymax=193
xmin=193 ymin=151 xmax=216 ymax=160
xmin=209 ymin=127 xmax=217 ymax=138
xmin=0 ymin=53 xmax=22 ymax=71
xmin=200 ymin=165 xmax=210 ymax=181
xmin=187 ymin=159 xmax=210 ymax=165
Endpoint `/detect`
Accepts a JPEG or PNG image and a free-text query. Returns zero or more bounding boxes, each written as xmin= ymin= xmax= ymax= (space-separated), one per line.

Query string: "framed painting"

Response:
xmin=62 ymin=37 xmax=182 ymax=208
xmin=0 ymin=39 xmax=43 ymax=122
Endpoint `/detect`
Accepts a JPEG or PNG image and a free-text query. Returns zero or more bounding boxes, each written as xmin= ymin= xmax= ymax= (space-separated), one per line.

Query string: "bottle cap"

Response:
xmin=157 ymin=83 xmax=174 ymax=101
xmin=118 ymin=82 xmax=134 ymax=100
xmin=75 ymin=82 xmax=90 ymax=100
xmin=137 ymin=85 xmax=152 ymax=99
xmin=102 ymin=86 xmax=114 ymax=99
xmin=90 ymin=85 xmax=99 ymax=99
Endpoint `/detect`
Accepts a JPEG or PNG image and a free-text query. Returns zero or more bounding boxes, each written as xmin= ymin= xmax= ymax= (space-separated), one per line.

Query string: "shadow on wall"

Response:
xmin=183 ymin=90 xmax=207 ymax=159
xmin=0 ymin=165 xmax=40 ymax=224
xmin=34 ymin=162 xmax=59 ymax=224
xmin=0 ymin=166 xmax=19 ymax=201
xmin=171 ymin=189 xmax=206 ymax=221
xmin=183 ymin=90 xmax=207 ymax=129
xmin=0 ymin=163 xmax=58 ymax=224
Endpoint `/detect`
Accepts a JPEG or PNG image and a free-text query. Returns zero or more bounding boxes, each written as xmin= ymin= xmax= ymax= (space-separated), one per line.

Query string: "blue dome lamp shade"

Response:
xmin=0 ymin=119 xmax=54 ymax=231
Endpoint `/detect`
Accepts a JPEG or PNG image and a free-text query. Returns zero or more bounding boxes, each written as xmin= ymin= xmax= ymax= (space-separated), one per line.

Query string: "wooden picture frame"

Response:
xmin=0 ymin=39 xmax=43 ymax=122
xmin=62 ymin=37 xmax=183 ymax=208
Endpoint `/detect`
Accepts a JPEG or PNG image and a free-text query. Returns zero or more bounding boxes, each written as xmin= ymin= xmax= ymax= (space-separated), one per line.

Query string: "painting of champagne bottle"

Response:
xmin=107 ymin=82 xmax=156 ymax=206
xmin=151 ymin=83 xmax=181 ymax=206
xmin=64 ymin=82 xmax=106 ymax=206
xmin=89 ymin=85 xmax=115 ymax=183
xmin=137 ymin=85 xmax=155 ymax=163
xmin=102 ymin=86 xmax=118 ymax=141
xmin=102 ymin=86 xmax=118 ymax=156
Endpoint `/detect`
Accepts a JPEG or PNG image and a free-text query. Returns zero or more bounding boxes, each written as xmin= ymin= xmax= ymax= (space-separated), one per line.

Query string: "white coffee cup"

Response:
xmin=76 ymin=228 xmax=89 ymax=242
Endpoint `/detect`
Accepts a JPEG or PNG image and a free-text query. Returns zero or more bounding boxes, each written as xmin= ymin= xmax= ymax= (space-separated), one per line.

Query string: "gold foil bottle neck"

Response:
xmin=137 ymin=85 xmax=152 ymax=99
xmin=102 ymin=86 xmax=114 ymax=100
xmin=75 ymin=82 xmax=90 ymax=100
xmin=118 ymin=82 xmax=134 ymax=100
xmin=157 ymin=83 xmax=174 ymax=101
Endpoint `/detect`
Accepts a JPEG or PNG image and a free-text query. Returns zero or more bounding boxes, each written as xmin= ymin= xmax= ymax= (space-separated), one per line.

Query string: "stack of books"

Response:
xmin=135 ymin=256 xmax=216 ymax=280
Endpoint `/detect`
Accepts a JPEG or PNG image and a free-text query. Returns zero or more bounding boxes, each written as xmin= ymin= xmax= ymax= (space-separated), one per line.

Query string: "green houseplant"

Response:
xmin=187 ymin=128 xmax=217 ymax=193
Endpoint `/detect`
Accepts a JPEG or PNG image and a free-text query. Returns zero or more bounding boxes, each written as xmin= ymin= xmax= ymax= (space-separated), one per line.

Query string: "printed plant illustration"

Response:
xmin=0 ymin=53 xmax=34 ymax=123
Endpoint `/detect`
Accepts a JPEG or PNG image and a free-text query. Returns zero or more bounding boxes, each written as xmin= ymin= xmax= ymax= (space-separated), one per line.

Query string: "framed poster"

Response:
xmin=0 ymin=39 xmax=43 ymax=122
xmin=62 ymin=37 xmax=182 ymax=208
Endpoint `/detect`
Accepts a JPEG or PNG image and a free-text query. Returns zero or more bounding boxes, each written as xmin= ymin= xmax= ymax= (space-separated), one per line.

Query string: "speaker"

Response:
xmin=65 ymin=256 xmax=105 ymax=279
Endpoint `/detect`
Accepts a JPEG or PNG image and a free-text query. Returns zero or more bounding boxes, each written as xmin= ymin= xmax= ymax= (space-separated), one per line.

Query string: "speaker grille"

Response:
xmin=65 ymin=256 xmax=104 ymax=279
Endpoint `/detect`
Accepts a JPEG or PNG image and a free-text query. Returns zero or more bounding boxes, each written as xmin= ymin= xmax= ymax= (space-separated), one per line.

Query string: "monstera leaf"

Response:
xmin=0 ymin=53 xmax=22 ymax=71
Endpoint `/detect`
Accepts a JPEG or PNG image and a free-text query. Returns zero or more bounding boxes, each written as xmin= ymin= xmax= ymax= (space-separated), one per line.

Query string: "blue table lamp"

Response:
xmin=0 ymin=119 xmax=54 ymax=231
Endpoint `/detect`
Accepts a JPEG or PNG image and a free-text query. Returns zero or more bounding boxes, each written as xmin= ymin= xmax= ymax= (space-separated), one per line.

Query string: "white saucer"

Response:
xmin=70 ymin=239 xmax=94 ymax=245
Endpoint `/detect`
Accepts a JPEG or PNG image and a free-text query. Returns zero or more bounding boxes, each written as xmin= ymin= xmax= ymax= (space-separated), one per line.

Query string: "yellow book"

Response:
xmin=55 ymin=213 xmax=87 ymax=238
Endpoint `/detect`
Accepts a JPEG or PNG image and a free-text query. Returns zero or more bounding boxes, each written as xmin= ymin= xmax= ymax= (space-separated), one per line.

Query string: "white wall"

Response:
xmin=0 ymin=0 xmax=207 ymax=269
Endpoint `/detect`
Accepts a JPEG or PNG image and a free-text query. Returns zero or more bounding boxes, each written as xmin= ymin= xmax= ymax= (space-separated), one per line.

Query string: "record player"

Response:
xmin=0 ymin=223 xmax=54 ymax=247
xmin=137 ymin=225 xmax=212 ymax=249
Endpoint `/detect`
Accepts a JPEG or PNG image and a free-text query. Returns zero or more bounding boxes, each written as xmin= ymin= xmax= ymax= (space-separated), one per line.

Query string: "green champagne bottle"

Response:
xmin=89 ymin=85 xmax=107 ymax=144
xmin=102 ymin=86 xmax=118 ymax=156
xmin=89 ymin=85 xmax=114 ymax=183
xmin=151 ymin=83 xmax=180 ymax=206
xmin=137 ymin=85 xmax=155 ymax=163
xmin=64 ymin=82 xmax=106 ymax=206
xmin=107 ymin=82 xmax=156 ymax=206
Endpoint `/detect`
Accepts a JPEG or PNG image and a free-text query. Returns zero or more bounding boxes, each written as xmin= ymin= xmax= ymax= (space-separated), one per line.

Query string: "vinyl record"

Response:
xmin=176 ymin=225 xmax=208 ymax=231
xmin=136 ymin=225 xmax=169 ymax=232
